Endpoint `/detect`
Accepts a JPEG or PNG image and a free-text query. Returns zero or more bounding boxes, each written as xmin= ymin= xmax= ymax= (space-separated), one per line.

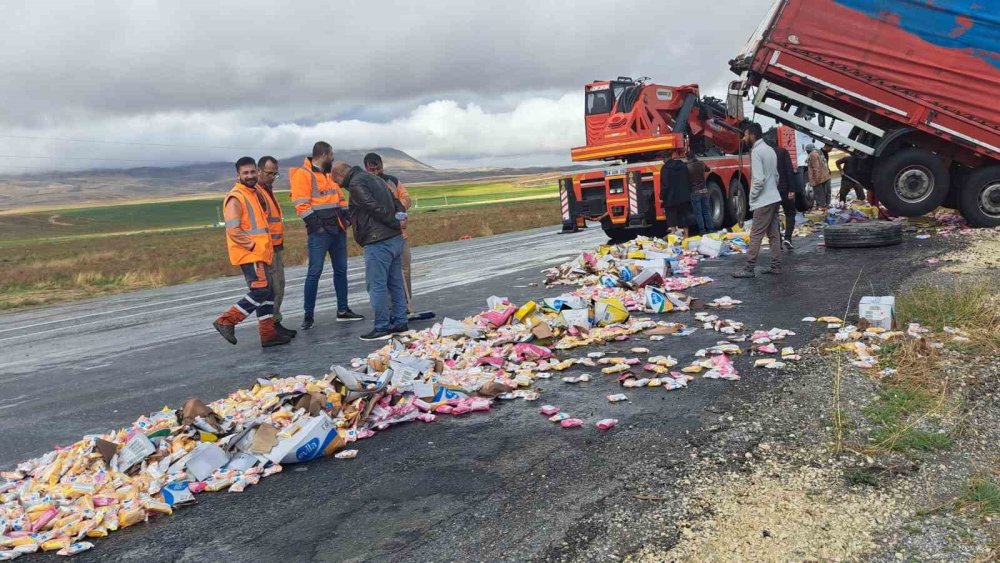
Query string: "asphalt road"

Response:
xmin=0 ymin=220 xmax=937 ymax=562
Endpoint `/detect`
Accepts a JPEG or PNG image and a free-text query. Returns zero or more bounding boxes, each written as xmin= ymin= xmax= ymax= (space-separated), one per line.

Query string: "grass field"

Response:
xmin=0 ymin=198 xmax=562 ymax=311
xmin=0 ymin=180 xmax=558 ymax=245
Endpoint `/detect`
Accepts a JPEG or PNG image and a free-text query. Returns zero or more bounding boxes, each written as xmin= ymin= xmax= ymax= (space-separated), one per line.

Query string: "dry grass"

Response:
xmin=853 ymin=279 xmax=1000 ymax=457
xmin=0 ymin=199 xmax=560 ymax=310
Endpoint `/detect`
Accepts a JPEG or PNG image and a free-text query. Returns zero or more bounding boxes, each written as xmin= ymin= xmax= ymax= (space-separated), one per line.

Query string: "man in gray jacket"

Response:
xmin=734 ymin=123 xmax=783 ymax=278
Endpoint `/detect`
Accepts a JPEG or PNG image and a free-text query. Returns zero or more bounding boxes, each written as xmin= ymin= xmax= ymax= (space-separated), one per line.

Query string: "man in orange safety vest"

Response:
xmin=212 ymin=156 xmax=292 ymax=348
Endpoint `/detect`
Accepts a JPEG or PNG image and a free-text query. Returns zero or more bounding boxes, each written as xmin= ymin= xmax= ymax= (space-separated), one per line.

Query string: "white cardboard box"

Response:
xmin=859 ymin=296 xmax=895 ymax=329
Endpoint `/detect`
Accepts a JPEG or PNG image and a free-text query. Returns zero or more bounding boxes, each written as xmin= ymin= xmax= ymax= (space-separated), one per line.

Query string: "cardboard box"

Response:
xmin=859 ymin=296 xmax=895 ymax=330
xmin=185 ymin=443 xmax=230 ymax=481
xmin=698 ymin=237 xmax=723 ymax=258
xmin=559 ymin=309 xmax=591 ymax=329
xmin=117 ymin=433 xmax=156 ymax=472
xmin=644 ymin=287 xmax=674 ymax=313
xmin=265 ymin=413 xmax=345 ymax=465
xmin=594 ymin=298 xmax=629 ymax=326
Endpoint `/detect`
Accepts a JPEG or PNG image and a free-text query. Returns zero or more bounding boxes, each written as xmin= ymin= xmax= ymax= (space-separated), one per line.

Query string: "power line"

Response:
xmin=0 ymin=134 xmax=281 ymax=152
xmin=0 ymin=154 xmax=202 ymax=164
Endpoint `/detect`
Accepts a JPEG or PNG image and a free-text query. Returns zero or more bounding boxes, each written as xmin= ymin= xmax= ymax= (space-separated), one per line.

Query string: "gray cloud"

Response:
xmin=1 ymin=0 xmax=774 ymax=171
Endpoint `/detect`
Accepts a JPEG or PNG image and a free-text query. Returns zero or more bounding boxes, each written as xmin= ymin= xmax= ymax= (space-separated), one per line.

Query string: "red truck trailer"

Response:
xmin=557 ymin=78 xmax=797 ymax=239
xmin=730 ymin=0 xmax=1000 ymax=226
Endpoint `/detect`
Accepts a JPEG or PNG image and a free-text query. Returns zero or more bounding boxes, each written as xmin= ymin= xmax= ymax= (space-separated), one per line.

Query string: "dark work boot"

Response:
xmin=213 ymin=307 xmax=247 ymax=345
xmin=275 ymin=321 xmax=298 ymax=338
xmin=259 ymin=319 xmax=292 ymax=348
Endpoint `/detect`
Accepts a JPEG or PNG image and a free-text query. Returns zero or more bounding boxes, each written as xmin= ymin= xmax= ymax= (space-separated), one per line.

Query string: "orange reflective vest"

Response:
xmin=256 ymin=184 xmax=284 ymax=247
xmin=224 ymin=183 xmax=274 ymax=266
xmin=289 ymin=158 xmax=346 ymax=222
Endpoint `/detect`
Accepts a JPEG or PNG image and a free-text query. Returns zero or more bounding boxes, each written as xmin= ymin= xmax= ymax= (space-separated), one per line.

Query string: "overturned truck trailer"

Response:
xmin=731 ymin=0 xmax=1000 ymax=226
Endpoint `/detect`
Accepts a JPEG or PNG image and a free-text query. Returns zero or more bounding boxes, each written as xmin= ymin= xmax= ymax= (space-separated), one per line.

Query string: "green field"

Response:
xmin=0 ymin=180 xmax=557 ymax=245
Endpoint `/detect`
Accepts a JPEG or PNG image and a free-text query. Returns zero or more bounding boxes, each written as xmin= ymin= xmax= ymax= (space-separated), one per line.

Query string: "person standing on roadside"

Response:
xmin=686 ymin=152 xmax=714 ymax=235
xmin=364 ymin=152 xmax=415 ymax=319
xmin=660 ymin=149 xmax=693 ymax=238
xmin=807 ymin=144 xmax=832 ymax=208
xmin=331 ymin=162 xmax=407 ymax=341
xmin=255 ymin=156 xmax=296 ymax=339
xmin=290 ymin=141 xmax=364 ymax=330
xmin=733 ymin=123 xmax=782 ymax=278
xmin=836 ymin=154 xmax=866 ymax=204
xmin=765 ymin=135 xmax=800 ymax=249
xmin=212 ymin=157 xmax=291 ymax=348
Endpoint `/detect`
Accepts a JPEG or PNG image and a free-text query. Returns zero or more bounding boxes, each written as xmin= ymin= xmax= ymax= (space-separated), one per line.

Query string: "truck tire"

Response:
xmin=873 ymin=148 xmax=949 ymax=216
xmin=824 ymin=221 xmax=903 ymax=248
xmin=706 ymin=180 xmax=725 ymax=231
xmin=725 ymin=179 xmax=747 ymax=228
xmin=601 ymin=218 xmax=634 ymax=243
xmin=958 ymin=165 xmax=1000 ymax=228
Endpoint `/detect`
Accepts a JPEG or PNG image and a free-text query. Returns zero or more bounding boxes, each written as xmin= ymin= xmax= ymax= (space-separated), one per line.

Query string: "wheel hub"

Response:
xmin=894 ymin=166 xmax=934 ymax=203
xmin=980 ymin=182 xmax=1000 ymax=216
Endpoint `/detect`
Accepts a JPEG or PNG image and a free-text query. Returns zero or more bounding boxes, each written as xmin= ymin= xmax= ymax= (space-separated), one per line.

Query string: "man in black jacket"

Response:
xmin=331 ymin=162 xmax=407 ymax=341
xmin=766 ymin=135 xmax=800 ymax=249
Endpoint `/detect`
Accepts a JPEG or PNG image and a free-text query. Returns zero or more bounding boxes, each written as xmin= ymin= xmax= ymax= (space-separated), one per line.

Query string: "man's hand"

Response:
xmin=399 ymin=218 xmax=408 ymax=231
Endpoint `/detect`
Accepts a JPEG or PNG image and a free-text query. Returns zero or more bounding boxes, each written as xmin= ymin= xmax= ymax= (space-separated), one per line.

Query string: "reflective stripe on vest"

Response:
xmin=225 ymin=183 xmax=273 ymax=266
xmin=303 ymin=167 xmax=344 ymax=208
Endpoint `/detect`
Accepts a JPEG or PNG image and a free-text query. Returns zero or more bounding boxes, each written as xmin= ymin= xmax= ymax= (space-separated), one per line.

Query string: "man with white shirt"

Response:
xmin=733 ymin=122 xmax=783 ymax=278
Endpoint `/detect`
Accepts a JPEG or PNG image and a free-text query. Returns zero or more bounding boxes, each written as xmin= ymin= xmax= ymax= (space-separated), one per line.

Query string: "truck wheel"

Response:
xmin=958 ymin=165 xmax=1000 ymax=227
xmin=601 ymin=218 xmax=634 ymax=243
xmin=824 ymin=221 xmax=903 ymax=248
xmin=706 ymin=180 xmax=725 ymax=231
xmin=873 ymin=148 xmax=949 ymax=216
xmin=725 ymin=180 xmax=747 ymax=228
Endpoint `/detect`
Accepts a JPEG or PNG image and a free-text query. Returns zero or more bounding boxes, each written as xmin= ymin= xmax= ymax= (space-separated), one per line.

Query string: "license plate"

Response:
xmin=604 ymin=166 xmax=627 ymax=177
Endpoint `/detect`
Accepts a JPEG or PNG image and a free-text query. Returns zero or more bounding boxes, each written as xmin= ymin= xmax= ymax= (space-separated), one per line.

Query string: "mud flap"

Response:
xmin=559 ymin=177 xmax=580 ymax=233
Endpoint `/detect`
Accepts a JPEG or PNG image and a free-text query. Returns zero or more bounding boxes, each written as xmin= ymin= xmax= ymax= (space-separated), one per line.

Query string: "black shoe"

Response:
xmin=782 ymin=239 xmax=794 ymax=250
xmin=731 ymin=268 xmax=756 ymax=279
xmin=390 ymin=324 xmax=409 ymax=334
xmin=275 ymin=322 xmax=297 ymax=338
xmin=337 ymin=309 xmax=365 ymax=322
xmin=213 ymin=321 xmax=237 ymax=345
xmin=762 ymin=267 xmax=783 ymax=275
xmin=359 ymin=329 xmax=393 ymax=341
xmin=261 ymin=334 xmax=293 ymax=348
xmin=301 ymin=316 xmax=315 ymax=330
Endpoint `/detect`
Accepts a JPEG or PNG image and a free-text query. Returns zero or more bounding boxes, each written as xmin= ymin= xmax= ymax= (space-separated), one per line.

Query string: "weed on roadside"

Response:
xmin=958 ymin=474 xmax=1000 ymax=517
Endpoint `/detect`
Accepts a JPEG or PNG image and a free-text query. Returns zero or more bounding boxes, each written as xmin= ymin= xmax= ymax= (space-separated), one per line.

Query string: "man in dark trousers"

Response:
xmin=660 ymin=150 xmax=693 ymax=238
xmin=686 ymin=152 xmax=713 ymax=235
xmin=331 ymin=162 xmax=407 ymax=341
xmin=765 ymin=135 xmax=800 ymax=249
xmin=836 ymin=155 xmax=866 ymax=204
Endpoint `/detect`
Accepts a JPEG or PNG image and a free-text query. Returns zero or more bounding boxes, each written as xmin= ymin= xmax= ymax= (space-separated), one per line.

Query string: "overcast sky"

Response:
xmin=0 ymin=0 xmax=776 ymax=173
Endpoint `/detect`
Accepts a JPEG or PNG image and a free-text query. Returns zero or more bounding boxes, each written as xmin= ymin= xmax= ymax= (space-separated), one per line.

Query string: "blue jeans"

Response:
xmin=303 ymin=229 xmax=349 ymax=317
xmin=691 ymin=192 xmax=713 ymax=235
xmin=363 ymin=235 xmax=407 ymax=332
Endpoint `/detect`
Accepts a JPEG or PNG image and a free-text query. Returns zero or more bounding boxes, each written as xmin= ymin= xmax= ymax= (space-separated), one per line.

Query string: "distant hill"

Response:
xmin=0 ymin=147 xmax=581 ymax=211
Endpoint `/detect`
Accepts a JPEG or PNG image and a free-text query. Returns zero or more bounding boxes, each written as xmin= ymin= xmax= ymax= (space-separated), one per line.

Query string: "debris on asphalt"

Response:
xmin=0 ymin=232 xmax=822 ymax=558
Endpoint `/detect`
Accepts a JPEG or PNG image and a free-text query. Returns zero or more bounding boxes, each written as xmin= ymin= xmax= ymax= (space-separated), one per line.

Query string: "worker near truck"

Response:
xmin=212 ymin=157 xmax=291 ymax=348
xmin=364 ymin=152 xmax=415 ymax=318
xmin=734 ymin=123 xmax=782 ymax=278
xmin=765 ymin=135 xmax=800 ymax=249
xmin=660 ymin=150 xmax=694 ymax=238
xmin=331 ymin=162 xmax=408 ymax=341
xmin=835 ymin=155 xmax=866 ymax=204
xmin=686 ymin=152 xmax=714 ymax=235
xmin=291 ymin=141 xmax=364 ymax=330
xmin=806 ymin=144 xmax=832 ymax=208
xmin=255 ymin=156 xmax=296 ymax=339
